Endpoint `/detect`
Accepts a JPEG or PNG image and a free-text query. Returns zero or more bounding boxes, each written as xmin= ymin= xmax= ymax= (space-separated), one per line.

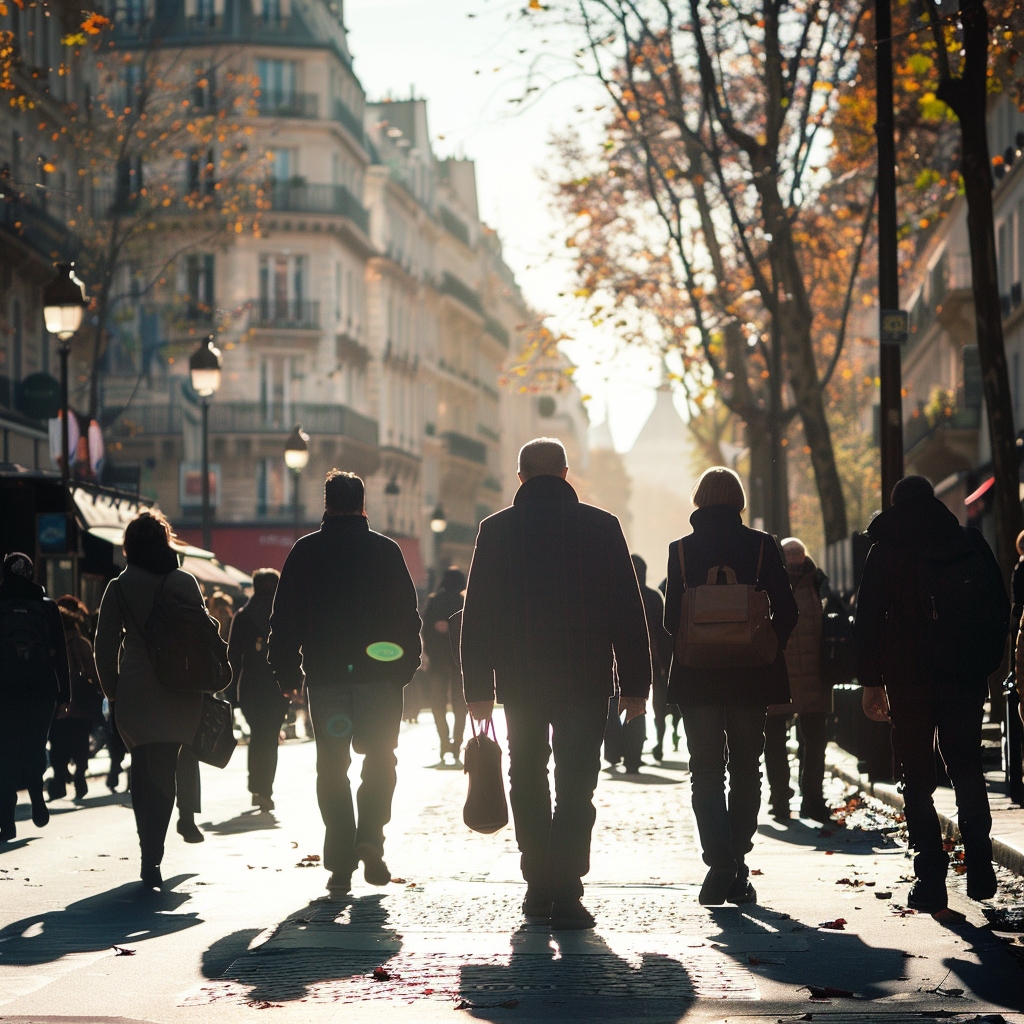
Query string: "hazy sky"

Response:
xmin=345 ymin=0 xmax=671 ymax=449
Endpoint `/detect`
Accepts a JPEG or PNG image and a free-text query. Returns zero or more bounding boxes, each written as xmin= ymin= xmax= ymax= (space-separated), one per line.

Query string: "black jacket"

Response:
xmin=422 ymin=569 xmax=466 ymax=675
xmin=228 ymin=593 xmax=285 ymax=710
xmin=634 ymin=560 xmax=673 ymax=679
xmin=1012 ymin=557 xmax=1024 ymax=632
xmin=460 ymin=475 xmax=652 ymax=705
xmin=664 ymin=505 xmax=798 ymax=707
xmin=854 ymin=494 xmax=1007 ymax=690
xmin=0 ymin=575 xmax=71 ymax=704
xmin=268 ymin=515 xmax=422 ymax=691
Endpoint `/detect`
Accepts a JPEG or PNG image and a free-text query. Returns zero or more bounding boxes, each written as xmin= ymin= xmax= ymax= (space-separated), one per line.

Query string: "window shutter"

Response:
xmin=184 ymin=0 xmax=198 ymax=17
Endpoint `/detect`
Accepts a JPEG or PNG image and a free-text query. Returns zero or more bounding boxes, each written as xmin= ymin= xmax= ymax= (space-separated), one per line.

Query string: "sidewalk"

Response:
xmin=826 ymin=741 xmax=1024 ymax=875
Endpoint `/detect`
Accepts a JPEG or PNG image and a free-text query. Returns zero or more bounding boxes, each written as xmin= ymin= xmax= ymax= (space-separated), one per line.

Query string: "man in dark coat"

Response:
xmin=461 ymin=437 xmax=652 ymax=930
xmin=422 ymin=567 xmax=468 ymax=764
xmin=855 ymin=475 xmax=1007 ymax=912
xmin=229 ymin=568 xmax=289 ymax=812
xmin=0 ymin=552 xmax=70 ymax=841
xmin=269 ymin=471 xmax=422 ymax=896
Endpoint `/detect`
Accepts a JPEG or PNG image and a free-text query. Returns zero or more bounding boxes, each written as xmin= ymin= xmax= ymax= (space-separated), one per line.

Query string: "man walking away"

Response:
xmin=0 ymin=552 xmax=70 ymax=841
xmin=269 ymin=471 xmax=422 ymax=897
xmin=461 ymin=438 xmax=652 ymax=930
xmin=423 ymin=567 xmax=468 ymax=765
xmin=856 ymin=476 xmax=1008 ymax=912
xmin=633 ymin=555 xmax=674 ymax=764
xmin=229 ymin=569 xmax=288 ymax=811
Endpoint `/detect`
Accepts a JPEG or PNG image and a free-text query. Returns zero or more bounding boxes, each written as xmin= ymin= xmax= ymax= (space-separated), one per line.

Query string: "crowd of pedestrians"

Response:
xmin=0 ymin=440 xmax=1014 ymax=925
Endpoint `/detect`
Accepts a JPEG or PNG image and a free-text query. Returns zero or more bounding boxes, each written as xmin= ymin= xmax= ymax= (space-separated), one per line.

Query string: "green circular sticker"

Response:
xmin=366 ymin=642 xmax=404 ymax=663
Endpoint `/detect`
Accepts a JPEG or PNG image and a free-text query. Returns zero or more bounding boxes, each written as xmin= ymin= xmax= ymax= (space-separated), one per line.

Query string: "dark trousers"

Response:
xmin=130 ymin=742 xmax=181 ymax=868
xmin=429 ymin=669 xmax=467 ymax=755
xmin=175 ymin=745 xmax=201 ymax=815
xmin=0 ymin=698 xmax=54 ymax=830
xmin=888 ymin=681 xmax=992 ymax=883
xmin=504 ymin=699 xmax=608 ymax=901
xmin=682 ymin=704 xmax=766 ymax=879
xmin=603 ymin=696 xmax=645 ymax=770
xmin=243 ymin=701 xmax=287 ymax=797
xmin=763 ymin=712 xmax=828 ymax=811
xmin=49 ymin=718 xmax=92 ymax=791
xmin=307 ymin=681 xmax=404 ymax=875
xmin=106 ymin=702 xmax=128 ymax=779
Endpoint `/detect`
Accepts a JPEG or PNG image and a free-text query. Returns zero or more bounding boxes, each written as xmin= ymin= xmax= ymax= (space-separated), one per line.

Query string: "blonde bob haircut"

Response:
xmin=691 ymin=466 xmax=746 ymax=511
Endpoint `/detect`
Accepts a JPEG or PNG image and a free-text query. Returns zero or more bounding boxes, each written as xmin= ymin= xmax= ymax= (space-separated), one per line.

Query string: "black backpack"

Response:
xmin=116 ymin=576 xmax=230 ymax=694
xmin=0 ymin=599 xmax=58 ymax=695
xmin=916 ymin=528 xmax=1009 ymax=683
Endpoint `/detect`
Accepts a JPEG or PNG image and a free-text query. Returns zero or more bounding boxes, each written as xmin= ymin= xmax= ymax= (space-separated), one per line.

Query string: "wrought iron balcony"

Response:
xmin=262 ymin=181 xmax=369 ymax=233
xmin=438 ymin=271 xmax=483 ymax=315
xmin=249 ymin=298 xmax=320 ymax=330
xmin=257 ymin=92 xmax=319 ymax=119
xmin=443 ymin=430 xmax=487 ymax=465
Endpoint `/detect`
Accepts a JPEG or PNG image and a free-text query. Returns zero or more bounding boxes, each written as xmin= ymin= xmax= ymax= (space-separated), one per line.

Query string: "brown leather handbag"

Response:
xmin=675 ymin=538 xmax=778 ymax=669
xmin=463 ymin=717 xmax=508 ymax=834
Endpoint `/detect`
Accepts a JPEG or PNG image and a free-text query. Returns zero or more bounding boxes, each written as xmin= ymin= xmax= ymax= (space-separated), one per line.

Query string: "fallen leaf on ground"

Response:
xmin=819 ymin=918 xmax=847 ymax=930
xmin=112 ymin=946 xmax=135 ymax=956
xmin=390 ymin=877 xmax=408 ymax=884
xmin=751 ymin=869 xmax=764 ymax=876
xmin=835 ymin=878 xmax=864 ymax=887
xmin=372 ymin=966 xmax=391 ymax=981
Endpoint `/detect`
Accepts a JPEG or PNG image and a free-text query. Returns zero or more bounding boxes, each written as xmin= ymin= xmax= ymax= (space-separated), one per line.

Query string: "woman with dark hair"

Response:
xmin=48 ymin=596 xmax=102 ymax=802
xmin=94 ymin=510 xmax=208 ymax=889
xmin=423 ymin=567 xmax=467 ymax=764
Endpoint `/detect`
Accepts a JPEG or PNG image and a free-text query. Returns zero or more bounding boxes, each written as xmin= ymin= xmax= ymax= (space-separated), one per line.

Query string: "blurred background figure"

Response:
xmin=632 ymin=555 xmax=674 ymax=764
xmin=422 ymin=567 xmax=467 ymax=765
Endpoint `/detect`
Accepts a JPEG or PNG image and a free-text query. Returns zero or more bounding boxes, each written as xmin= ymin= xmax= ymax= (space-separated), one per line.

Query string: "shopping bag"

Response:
xmin=463 ymin=716 xmax=508 ymax=834
xmin=191 ymin=693 xmax=237 ymax=768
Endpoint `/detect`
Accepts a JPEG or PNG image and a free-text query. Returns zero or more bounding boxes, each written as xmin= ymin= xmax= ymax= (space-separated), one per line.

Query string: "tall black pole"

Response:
xmin=876 ymin=0 xmax=904 ymax=508
xmin=292 ymin=468 xmax=301 ymax=542
xmin=201 ymin=398 xmax=211 ymax=551
xmin=59 ymin=341 xmax=71 ymax=547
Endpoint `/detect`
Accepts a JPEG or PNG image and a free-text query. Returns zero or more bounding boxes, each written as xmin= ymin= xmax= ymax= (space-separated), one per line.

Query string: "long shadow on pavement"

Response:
xmin=934 ymin=909 xmax=1024 ymax=1010
xmin=201 ymin=809 xmax=280 ymax=835
xmin=0 ymin=876 xmax=200 ymax=964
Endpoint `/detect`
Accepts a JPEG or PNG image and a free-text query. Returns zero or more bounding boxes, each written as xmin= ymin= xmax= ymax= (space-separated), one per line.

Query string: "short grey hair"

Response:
xmin=518 ymin=437 xmax=568 ymax=479
xmin=780 ymin=537 xmax=806 ymax=558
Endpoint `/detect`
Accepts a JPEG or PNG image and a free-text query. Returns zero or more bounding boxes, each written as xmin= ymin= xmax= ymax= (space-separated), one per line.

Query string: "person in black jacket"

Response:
xmin=664 ymin=468 xmax=798 ymax=907
xmin=461 ymin=438 xmax=652 ymax=930
xmin=855 ymin=476 xmax=1007 ymax=912
xmin=422 ymin=567 xmax=468 ymax=765
xmin=633 ymin=554 xmax=675 ymax=764
xmin=229 ymin=568 xmax=288 ymax=811
xmin=0 ymin=552 xmax=71 ymax=841
xmin=269 ymin=471 xmax=422 ymax=897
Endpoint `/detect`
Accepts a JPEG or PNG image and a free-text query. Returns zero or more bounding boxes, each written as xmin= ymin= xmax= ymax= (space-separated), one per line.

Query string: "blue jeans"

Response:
xmin=682 ymin=705 xmax=767 ymax=878
xmin=306 ymin=682 xmax=404 ymax=875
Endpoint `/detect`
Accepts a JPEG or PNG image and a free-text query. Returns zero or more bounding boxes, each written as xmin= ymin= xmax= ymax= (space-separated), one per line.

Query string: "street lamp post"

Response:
xmin=429 ymin=502 xmax=447 ymax=587
xmin=284 ymin=424 xmax=310 ymax=541
xmin=43 ymin=263 xmax=88 ymax=550
xmin=189 ymin=335 xmax=222 ymax=552
xmin=384 ymin=476 xmax=401 ymax=534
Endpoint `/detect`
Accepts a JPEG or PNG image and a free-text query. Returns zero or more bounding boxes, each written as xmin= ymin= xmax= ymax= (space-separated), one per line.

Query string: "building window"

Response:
xmin=193 ymin=68 xmax=217 ymax=111
xmin=258 ymin=254 xmax=306 ymax=321
xmin=257 ymin=457 xmax=289 ymax=516
xmin=186 ymin=147 xmax=216 ymax=195
xmin=256 ymin=58 xmax=297 ymax=111
xmin=254 ymin=0 xmax=291 ymax=25
xmin=268 ymin=148 xmax=294 ymax=182
xmin=184 ymin=253 xmax=215 ymax=318
xmin=185 ymin=0 xmax=224 ymax=27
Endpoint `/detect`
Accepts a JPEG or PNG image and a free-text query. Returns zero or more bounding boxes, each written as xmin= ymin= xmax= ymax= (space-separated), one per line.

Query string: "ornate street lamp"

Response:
xmin=429 ymin=503 xmax=447 ymax=534
xmin=284 ymin=424 xmax=310 ymax=540
xmin=189 ymin=335 xmax=222 ymax=551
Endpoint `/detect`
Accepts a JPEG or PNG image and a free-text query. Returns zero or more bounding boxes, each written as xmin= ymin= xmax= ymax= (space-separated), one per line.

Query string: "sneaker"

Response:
xmin=726 ymin=878 xmax=757 ymax=904
xmin=699 ymin=865 xmax=737 ymax=906
xmin=29 ymin=787 xmax=49 ymax=827
xmin=326 ymin=872 xmax=352 ymax=897
xmin=550 ymin=898 xmax=596 ymax=930
xmin=176 ymin=817 xmax=205 ymax=844
xmin=356 ymin=845 xmax=391 ymax=887
xmin=907 ymin=878 xmax=948 ymax=913
xmin=966 ymin=862 xmax=998 ymax=902
xmin=140 ymin=865 xmax=163 ymax=890
xmin=522 ymin=887 xmax=553 ymax=922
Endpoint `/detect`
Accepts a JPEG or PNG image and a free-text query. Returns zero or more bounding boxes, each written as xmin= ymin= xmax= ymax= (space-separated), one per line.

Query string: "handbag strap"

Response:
xmin=469 ymin=715 xmax=498 ymax=742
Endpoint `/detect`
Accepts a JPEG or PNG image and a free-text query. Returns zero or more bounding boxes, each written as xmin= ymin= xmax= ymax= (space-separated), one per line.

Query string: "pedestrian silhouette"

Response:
xmin=422 ymin=567 xmax=468 ymax=765
xmin=460 ymin=437 xmax=652 ymax=930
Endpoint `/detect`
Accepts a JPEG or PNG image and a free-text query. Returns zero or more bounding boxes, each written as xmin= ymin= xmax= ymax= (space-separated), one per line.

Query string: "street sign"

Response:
xmin=880 ymin=309 xmax=908 ymax=346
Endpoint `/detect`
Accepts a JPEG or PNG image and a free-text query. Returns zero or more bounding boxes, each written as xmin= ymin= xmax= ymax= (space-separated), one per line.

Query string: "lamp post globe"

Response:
xmin=284 ymin=424 xmax=310 ymax=471
xmin=43 ymin=263 xmax=88 ymax=341
xmin=429 ymin=503 xmax=447 ymax=534
xmin=189 ymin=335 xmax=222 ymax=398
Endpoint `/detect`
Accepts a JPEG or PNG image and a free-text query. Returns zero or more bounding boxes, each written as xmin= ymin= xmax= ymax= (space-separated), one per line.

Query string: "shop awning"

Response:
xmin=85 ymin=524 xmax=217 ymax=561
xmin=181 ymin=556 xmax=241 ymax=588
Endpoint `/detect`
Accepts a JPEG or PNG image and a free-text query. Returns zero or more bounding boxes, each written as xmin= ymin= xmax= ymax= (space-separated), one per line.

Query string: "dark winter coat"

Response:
xmin=664 ymin=505 xmax=798 ymax=708
xmin=228 ymin=593 xmax=286 ymax=712
xmin=634 ymin=559 xmax=673 ymax=680
xmin=0 ymin=575 xmax=70 ymax=705
xmin=56 ymin=614 xmax=101 ymax=720
xmin=1012 ymin=557 xmax=1024 ymax=632
xmin=460 ymin=474 xmax=652 ymax=706
xmin=854 ymin=494 xmax=1007 ymax=690
xmin=268 ymin=514 xmax=422 ymax=692
xmin=422 ymin=568 xmax=466 ymax=676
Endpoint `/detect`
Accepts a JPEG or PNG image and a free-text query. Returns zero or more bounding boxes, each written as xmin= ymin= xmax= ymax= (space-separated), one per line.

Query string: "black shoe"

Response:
xmin=255 ymin=794 xmax=275 ymax=812
xmin=29 ymin=787 xmax=49 ymax=827
xmin=357 ymin=845 xmax=391 ymax=887
xmin=326 ymin=872 xmax=352 ymax=898
xmin=699 ymin=865 xmax=737 ymax=906
xmin=140 ymin=865 xmax=163 ymax=890
xmin=624 ymin=763 xmax=642 ymax=775
xmin=726 ymin=878 xmax=757 ymax=904
xmin=907 ymin=878 xmax=947 ymax=913
xmin=523 ymin=887 xmax=552 ymax=922
xmin=106 ymin=772 xmax=120 ymax=793
xmin=176 ymin=817 xmax=205 ymax=844
xmin=47 ymin=778 xmax=67 ymax=802
xmin=770 ymin=805 xmax=791 ymax=822
xmin=800 ymin=802 xmax=835 ymax=824
xmin=550 ymin=898 xmax=595 ymax=930
xmin=74 ymin=779 xmax=88 ymax=802
xmin=652 ymin=744 xmax=664 ymax=762
xmin=0 ymin=824 xmax=15 ymax=842
xmin=966 ymin=862 xmax=998 ymax=902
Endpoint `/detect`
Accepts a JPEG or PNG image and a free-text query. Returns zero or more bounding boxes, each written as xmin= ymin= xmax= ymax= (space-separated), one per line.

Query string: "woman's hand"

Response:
xmin=861 ymin=686 xmax=890 ymax=722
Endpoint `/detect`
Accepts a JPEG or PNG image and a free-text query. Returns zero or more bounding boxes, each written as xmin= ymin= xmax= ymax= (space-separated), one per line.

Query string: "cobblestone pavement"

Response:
xmin=1 ymin=710 xmax=1023 ymax=1023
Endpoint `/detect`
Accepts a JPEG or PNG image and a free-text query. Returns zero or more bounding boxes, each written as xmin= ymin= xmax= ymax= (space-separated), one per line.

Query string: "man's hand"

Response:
xmin=468 ymin=699 xmax=494 ymax=722
xmin=619 ymin=695 xmax=646 ymax=723
xmin=861 ymin=685 xmax=890 ymax=722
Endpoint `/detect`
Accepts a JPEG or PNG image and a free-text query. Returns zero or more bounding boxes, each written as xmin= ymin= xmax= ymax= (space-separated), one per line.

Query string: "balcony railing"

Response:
xmin=262 ymin=181 xmax=369 ymax=233
xmin=483 ymin=315 xmax=510 ymax=347
xmin=333 ymin=99 xmax=364 ymax=142
xmin=0 ymin=196 xmax=80 ymax=261
xmin=439 ymin=271 xmax=483 ymax=315
xmin=443 ymin=430 xmax=487 ymax=465
xmin=250 ymin=298 xmax=320 ymax=330
xmin=257 ymin=92 xmax=319 ymax=119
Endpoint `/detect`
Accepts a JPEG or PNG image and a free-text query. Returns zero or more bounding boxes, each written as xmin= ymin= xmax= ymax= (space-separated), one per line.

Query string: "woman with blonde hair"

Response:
xmin=664 ymin=467 xmax=798 ymax=906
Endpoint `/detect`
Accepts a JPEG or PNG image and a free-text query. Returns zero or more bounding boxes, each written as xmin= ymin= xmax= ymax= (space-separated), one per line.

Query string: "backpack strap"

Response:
xmin=755 ymin=538 xmax=765 ymax=587
xmin=678 ymin=538 xmax=688 ymax=590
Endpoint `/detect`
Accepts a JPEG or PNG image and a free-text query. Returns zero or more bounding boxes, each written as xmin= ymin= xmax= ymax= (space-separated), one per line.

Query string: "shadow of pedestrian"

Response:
xmin=204 ymin=893 xmax=402 ymax=1004
xmin=0 ymin=876 xmax=200 ymax=964
xmin=931 ymin=909 xmax=1024 ymax=1010
xmin=0 ymin=836 xmax=40 ymax=854
xmin=457 ymin=924 xmax=694 ymax=1017
xmin=756 ymin=814 xmax=896 ymax=857
xmin=603 ymin=770 xmax=682 ymax=786
xmin=201 ymin=810 xmax=280 ymax=835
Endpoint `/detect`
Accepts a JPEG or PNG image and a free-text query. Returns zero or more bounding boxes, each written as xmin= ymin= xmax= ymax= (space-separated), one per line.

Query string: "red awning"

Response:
xmin=965 ymin=476 xmax=995 ymax=505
